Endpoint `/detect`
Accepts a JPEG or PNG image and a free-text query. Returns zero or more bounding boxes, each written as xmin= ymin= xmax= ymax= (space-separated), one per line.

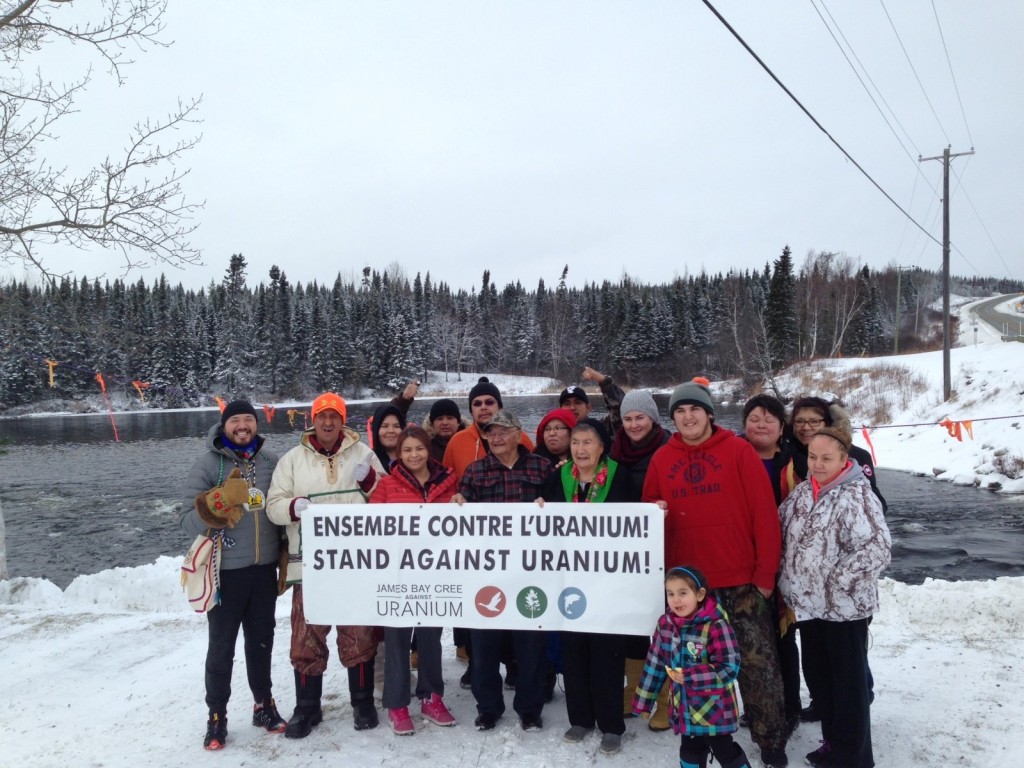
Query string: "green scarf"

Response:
xmin=560 ymin=458 xmax=618 ymax=504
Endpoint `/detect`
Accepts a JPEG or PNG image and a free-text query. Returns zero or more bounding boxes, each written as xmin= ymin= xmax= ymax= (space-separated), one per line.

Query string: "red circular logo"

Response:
xmin=474 ymin=586 xmax=506 ymax=617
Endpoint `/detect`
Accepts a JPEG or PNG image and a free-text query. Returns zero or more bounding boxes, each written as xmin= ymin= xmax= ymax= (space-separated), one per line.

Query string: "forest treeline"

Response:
xmin=1 ymin=248 xmax=1018 ymax=409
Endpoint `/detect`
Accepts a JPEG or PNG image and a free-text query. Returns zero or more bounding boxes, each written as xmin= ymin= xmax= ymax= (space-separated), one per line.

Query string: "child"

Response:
xmin=632 ymin=566 xmax=751 ymax=768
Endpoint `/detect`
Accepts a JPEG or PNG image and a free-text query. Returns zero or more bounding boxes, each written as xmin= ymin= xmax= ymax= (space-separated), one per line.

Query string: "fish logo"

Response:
xmin=557 ymin=587 xmax=587 ymax=620
xmin=474 ymin=586 xmax=506 ymax=617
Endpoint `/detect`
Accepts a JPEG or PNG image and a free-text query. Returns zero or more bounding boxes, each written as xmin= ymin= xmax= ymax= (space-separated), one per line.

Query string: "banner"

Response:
xmin=301 ymin=502 xmax=664 ymax=635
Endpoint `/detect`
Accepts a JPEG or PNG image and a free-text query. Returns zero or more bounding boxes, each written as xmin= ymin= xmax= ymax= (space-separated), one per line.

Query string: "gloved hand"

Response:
xmin=293 ymin=497 xmax=311 ymax=518
xmin=352 ymin=454 xmax=374 ymax=483
xmin=196 ymin=468 xmax=249 ymax=528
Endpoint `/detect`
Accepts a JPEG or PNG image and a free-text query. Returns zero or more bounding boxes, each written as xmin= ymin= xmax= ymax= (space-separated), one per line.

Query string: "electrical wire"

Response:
xmin=878 ymin=0 xmax=951 ymax=144
xmin=813 ymin=0 xmax=926 ymax=160
xmin=949 ymin=167 xmax=1014 ymax=279
xmin=699 ymin=0 xmax=941 ymax=247
xmin=930 ymin=0 xmax=974 ymax=147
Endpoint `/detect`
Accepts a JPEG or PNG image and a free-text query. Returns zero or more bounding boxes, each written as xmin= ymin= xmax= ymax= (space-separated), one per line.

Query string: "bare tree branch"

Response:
xmin=0 ymin=0 xmax=201 ymax=280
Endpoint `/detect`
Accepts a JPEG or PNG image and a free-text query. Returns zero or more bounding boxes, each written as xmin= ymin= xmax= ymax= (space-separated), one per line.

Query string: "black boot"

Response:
xmin=717 ymin=744 xmax=754 ymax=768
xmin=284 ymin=670 xmax=323 ymax=739
xmin=680 ymin=741 xmax=710 ymax=768
xmin=348 ymin=659 xmax=379 ymax=731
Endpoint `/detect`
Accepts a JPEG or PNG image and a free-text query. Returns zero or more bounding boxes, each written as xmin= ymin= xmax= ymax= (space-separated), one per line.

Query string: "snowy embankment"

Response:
xmin=712 ymin=295 xmax=1024 ymax=493
xmin=1 ymin=562 xmax=1022 ymax=768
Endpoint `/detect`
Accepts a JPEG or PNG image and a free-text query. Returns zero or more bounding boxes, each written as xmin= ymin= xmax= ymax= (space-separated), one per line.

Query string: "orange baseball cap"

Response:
xmin=311 ymin=392 xmax=346 ymax=421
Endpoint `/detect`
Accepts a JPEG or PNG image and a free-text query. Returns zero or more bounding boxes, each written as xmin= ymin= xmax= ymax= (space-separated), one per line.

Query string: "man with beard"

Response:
xmin=181 ymin=400 xmax=286 ymax=751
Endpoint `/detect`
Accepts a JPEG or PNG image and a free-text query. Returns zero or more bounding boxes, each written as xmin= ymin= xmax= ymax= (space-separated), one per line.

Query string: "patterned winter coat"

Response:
xmin=632 ymin=595 xmax=741 ymax=737
xmin=778 ymin=461 xmax=891 ymax=622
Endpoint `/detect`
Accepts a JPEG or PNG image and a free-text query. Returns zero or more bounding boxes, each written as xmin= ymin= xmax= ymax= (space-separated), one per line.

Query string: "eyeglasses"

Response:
xmin=794 ymin=418 xmax=825 ymax=428
xmin=544 ymin=425 xmax=569 ymax=434
xmin=471 ymin=398 xmax=497 ymax=408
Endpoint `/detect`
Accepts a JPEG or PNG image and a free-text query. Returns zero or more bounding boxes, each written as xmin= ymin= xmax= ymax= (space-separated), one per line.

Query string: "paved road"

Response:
xmin=969 ymin=294 xmax=1023 ymax=337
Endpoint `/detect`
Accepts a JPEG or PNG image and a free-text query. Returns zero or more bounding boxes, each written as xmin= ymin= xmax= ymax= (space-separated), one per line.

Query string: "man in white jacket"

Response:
xmin=267 ymin=392 xmax=385 ymax=738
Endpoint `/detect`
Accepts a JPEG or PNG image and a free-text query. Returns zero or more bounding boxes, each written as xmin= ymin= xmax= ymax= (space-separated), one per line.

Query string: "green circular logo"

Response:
xmin=516 ymin=586 xmax=548 ymax=619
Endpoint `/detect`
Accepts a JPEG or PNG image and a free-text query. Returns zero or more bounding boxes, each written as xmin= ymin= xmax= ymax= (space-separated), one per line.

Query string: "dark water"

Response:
xmin=1 ymin=396 xmax=1022 ymax=588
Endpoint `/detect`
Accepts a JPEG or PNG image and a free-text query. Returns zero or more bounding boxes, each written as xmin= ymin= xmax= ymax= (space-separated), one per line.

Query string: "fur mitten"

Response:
xmin=195 ymin=468 xmax=249 ymax=528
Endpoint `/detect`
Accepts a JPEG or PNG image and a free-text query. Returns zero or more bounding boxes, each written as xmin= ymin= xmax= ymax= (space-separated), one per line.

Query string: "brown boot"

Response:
xmin=623 ymin=658 xmax=645 ymax=716
xmin=648 ymin=679 xmax=672 ymax=732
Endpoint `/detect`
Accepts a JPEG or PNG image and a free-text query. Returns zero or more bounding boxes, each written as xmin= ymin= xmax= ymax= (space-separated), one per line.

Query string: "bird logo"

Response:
xmin=474 ymin=586 xmax=506 ymax=617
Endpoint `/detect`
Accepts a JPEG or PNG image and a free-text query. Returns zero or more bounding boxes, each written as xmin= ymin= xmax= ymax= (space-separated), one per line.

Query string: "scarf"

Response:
xmin=610 ymin=423 xmax=666 ymax=465
xmin=560 ymin=458 xmax=617 ymax=503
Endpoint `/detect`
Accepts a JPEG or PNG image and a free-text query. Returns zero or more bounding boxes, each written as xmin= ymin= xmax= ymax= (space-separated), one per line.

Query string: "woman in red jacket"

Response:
xmin=370 ymin=426 xmax=459 ymax=735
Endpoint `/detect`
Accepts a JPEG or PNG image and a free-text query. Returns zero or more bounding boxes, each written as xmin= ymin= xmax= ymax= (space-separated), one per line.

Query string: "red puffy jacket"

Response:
xmin=369 ymin=460 xmax=457 ymax=504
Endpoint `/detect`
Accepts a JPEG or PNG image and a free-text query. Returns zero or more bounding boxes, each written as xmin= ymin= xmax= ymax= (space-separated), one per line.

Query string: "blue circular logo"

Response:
xmin=557 ymin=587 xmax=587 ymax=620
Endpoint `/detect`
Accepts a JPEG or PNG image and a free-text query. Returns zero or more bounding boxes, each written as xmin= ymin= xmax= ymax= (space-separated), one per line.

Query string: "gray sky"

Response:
xmin=21 ymin=1 xmax=1024 ymax=290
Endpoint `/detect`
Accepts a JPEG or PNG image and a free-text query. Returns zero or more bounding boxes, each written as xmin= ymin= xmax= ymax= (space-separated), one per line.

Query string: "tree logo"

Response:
xmin=557 ymin=587 xmax=587 ymax=620
xmin=516 ymin=586 xmax=548 ymax=619
xmin=475 ymin=586 xmax=506 ymax=617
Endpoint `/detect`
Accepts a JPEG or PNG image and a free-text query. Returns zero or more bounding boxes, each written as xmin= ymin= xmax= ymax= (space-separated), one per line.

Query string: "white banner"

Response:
xmin=300 ymin=502 xmax=664 ymax=635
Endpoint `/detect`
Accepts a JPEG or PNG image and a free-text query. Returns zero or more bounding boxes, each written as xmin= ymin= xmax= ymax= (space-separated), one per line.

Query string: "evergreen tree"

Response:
xmin=213 ymin=254 xmax=254 ymax=395
xmin=765 ymin=245 xmax=799 ymax=368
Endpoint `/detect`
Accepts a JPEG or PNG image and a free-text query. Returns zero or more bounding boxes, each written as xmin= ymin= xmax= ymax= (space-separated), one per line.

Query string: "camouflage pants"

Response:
xmin=716 ymin=584 xmax=789 ymax=753
xmin=289 ymin=585 xmax=377 ymax=675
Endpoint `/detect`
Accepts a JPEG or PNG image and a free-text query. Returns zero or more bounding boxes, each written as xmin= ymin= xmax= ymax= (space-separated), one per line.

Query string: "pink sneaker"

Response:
xmin=388 ymin=707 xmax=415 ymax=735
xmin=420 ymin=693 xmax=456 ymax=726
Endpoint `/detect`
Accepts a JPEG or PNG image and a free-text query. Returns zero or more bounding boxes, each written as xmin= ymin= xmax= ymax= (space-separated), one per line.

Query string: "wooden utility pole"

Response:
xmin=919 ymin=146 xmax=974 ymax=401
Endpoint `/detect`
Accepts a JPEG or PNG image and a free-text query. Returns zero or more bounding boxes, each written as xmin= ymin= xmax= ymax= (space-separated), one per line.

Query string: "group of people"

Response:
xmin=180 ymin=371 xmax=891 ymax=768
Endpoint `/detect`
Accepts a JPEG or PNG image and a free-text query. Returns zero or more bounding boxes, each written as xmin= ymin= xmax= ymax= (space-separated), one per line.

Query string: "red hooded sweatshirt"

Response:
xmin=642 ymin=427 xmax=781 ymax=593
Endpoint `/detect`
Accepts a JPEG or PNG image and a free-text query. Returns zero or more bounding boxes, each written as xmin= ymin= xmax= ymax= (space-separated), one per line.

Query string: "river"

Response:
xmin=1 ymin=396 xmax=1021 ymax=588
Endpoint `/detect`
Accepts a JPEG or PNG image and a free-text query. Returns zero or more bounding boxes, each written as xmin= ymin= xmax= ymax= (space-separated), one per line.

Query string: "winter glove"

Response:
xmin=293 ymin=497 xmax=311 ymax=518
xmin=195 ymin=468 xmax=249 ymax=529
xmin=352 ymin=454 xmax=374 ymax=483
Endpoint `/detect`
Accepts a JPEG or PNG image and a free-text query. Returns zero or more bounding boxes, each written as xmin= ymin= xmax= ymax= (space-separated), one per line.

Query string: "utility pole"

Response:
xmin=920 ymin=146 xmax=974 ymax=401
xmin=893 ymin=265 xmax=911 ymax=355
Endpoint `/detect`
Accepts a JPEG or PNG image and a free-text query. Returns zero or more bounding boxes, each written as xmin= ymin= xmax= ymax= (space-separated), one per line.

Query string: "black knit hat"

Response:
xmin=468 ymin=377 xmax=503 ymax=408
xmin=429 ymin=398 xmax=462 ymax=424
xmin=574 ymin=417 xmax=611 ymax=455
xmin=221 ymin=400 xmax=258 ymax=427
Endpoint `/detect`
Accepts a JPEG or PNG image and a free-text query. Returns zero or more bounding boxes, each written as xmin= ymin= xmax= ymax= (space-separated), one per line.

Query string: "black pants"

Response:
xmin=562 ymin=631 xmax=624 ymax=735
xmin=205 ymin=563 xmax=278 ymax=714
xmin=778 ymin=621 xmax=802 ymax=717
xmin=470 ymin=628 xmax=546 ymax=719
xmin=680 ymin=734 xmax=744 ymax=766
xmin=800 ymin=618 xmax=874 ymax=768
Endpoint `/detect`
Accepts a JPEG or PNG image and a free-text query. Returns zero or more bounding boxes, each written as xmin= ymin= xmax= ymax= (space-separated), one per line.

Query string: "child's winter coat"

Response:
xmin=632 ymin=593 xmax=740 ymax=736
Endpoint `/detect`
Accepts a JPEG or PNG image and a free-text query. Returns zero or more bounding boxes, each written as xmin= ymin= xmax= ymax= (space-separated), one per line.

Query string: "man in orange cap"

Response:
xmin=267 ymin=392 xmax=386 ymax=738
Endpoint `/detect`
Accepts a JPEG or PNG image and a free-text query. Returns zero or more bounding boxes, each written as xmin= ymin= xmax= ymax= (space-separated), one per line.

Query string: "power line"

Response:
xmin=699 ymin=0 xmax=941 ymax=247
xmin=810 ymin=0 xmax=942 ymax=206
xmin=878 ymin=0 xmax=951 ymax=144
xmin=930 ymin=0 xmax=975 ymax=147
xmin=813 ymin=0 xmax=924 ymax=158
xmin=949 ymin=165 xmax=1012 ymax=279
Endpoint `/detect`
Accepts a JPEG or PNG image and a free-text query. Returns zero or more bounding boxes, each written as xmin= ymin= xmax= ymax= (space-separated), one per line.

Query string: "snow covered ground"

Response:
xmin=3 ymin=295 xmax=1023 ymax=767
xmin=710 ymin=295 xmax=1024 ymax=493
xmin=1 ymin=562 xmax=1021 ymax=768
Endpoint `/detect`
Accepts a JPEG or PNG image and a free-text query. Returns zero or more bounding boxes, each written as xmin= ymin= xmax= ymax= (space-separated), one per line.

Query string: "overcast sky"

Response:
xmin=17 ymin=1 xmax=1023 ymax=291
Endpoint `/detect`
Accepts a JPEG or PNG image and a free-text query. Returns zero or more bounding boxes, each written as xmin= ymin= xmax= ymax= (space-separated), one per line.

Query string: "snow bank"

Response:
xmin=2 ymin=560 xmax=1023 ymax=768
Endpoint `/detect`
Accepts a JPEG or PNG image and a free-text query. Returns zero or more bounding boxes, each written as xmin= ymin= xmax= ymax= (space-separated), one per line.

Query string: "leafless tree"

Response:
xmin=0 ymin=0 xmax=202 ymax=279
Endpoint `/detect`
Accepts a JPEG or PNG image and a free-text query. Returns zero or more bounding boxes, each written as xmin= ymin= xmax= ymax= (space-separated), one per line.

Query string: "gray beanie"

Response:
xmin=669 ymin=379 xmax=714 ymax=417
xmin=620 ymin=389 xmax=660 ymax=424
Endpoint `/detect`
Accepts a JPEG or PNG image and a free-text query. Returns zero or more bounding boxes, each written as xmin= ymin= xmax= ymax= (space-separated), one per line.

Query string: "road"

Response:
xmin=968 ymin=294 xmax=1023 ymax=337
